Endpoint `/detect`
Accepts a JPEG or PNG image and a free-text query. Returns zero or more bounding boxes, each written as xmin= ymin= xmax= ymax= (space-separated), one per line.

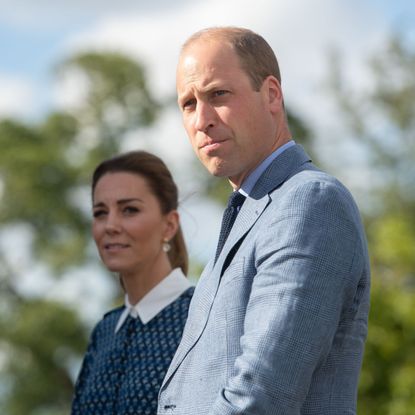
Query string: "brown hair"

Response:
xmin=92 ymin=151 xmax=188 ymax=275
xmin=182 ymin=26 xmax=281 ymax=91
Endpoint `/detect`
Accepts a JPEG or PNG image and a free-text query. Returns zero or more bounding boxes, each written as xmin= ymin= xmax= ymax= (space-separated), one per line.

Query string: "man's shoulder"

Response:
xmin=266 ymin=167 xmax=360 ymax=222
xmin=287 ymin=165 xmax=336 ymax=184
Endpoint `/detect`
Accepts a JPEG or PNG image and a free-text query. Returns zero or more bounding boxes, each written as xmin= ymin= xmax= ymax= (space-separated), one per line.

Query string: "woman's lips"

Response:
xmin=104 ymin=243 xmax=129 ymax=251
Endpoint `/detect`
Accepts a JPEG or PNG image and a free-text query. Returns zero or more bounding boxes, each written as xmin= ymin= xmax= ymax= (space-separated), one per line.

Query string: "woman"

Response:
xmin=71 ymin=151 xmax=194 ymax=415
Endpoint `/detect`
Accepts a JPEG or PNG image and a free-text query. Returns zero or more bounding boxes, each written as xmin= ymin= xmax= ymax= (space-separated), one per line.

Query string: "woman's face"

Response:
xmin=92 ymin=172 xmax=177 ymax=276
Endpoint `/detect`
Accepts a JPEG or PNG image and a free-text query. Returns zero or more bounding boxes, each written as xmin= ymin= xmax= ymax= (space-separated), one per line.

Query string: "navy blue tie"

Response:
xmin=214 ymin=191 xmax=246 ymax=263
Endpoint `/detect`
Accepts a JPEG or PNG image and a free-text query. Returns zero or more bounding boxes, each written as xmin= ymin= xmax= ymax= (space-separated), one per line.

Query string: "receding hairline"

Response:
xmin=181 ymin=26 xmax=256 ymax=51
xmin=179 ymin=26 xmax=281 ymax=87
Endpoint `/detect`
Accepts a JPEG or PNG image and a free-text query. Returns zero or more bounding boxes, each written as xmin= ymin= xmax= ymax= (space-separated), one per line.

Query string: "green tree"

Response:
xmin=328 ymin=33 xmax=415 ymax=415
xmin=57 ymin=52 xmax=160 ymax=172
xmin=0 ymin=51 xmax=160 ymax=414
xmin=328 ymin=34 xmax=415 ymax=211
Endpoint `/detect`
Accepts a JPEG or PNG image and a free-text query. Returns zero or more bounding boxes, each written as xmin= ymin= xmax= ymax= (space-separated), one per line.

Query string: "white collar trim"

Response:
xmin=114 ymin=268 xmax=191 ymax=333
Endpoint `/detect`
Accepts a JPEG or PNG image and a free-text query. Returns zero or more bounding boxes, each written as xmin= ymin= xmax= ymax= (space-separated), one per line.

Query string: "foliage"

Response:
xmin=56 ymin=52 xmax=160 ymax=171
xmin=328 ymin=34 xmax=415 ymax=211
xmin=328 ymin=33 xmax=415 ymax=414
xmin=0 ymin=115 xmax=88 ymax=270
xmin=0 ymin=299 xmax=87 ymax=415
xmin=359 ymin=266 xmax=415 ymax=415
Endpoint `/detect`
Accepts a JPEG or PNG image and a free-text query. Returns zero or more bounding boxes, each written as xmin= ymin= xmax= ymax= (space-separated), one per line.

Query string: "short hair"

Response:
xmin=182 ymin=26 xmax=281 ymax=91
xmin=92 ymin=151 xmax=188 ymax=275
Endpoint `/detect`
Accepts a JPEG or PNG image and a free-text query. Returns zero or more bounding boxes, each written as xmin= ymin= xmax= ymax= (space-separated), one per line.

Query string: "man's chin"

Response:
xmin=201 ymin=158 xmax=229 ymax=178
xmin=208 ymin=167 xmax=229 ymax=178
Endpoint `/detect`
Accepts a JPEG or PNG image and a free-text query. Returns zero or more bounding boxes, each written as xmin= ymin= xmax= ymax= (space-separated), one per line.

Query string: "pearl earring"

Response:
xmin=162 ymin=240 xmax=171 ymax=252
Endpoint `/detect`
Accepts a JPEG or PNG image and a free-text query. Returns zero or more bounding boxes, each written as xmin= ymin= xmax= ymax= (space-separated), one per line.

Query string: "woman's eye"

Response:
xmin=93 ymin=210 xmax=106 ymax=218
xmin=124 ymin=206 xmax=139 ymax=215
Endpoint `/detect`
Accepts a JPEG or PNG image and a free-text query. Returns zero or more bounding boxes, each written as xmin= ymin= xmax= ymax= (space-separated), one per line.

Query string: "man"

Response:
xmin=158 ymin=27 xmax=370 ymax=415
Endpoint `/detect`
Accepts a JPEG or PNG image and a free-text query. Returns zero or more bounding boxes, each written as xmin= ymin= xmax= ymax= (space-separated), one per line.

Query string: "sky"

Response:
xmin=1 ymin=0 xmax=414 ymax=320
xmin=0 ymin=0 xmax=413 ymax=118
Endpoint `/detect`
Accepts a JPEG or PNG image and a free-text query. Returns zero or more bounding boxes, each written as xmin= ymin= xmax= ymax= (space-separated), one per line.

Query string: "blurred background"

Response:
xmin=0 ymin=0 xmax=414 ymax=413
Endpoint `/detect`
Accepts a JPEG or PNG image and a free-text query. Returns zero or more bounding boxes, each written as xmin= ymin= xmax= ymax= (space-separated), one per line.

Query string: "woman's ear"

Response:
xmin=163 ymin=210 xmax=180 ymax=241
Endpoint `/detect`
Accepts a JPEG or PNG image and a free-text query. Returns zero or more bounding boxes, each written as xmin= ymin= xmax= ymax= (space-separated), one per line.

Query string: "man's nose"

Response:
xmin=194 ymin=101 xmax=216 ymax=133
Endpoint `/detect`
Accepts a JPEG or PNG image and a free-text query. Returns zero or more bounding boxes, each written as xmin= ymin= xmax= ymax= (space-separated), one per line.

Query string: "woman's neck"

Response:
xmin=121 ymin=256 xmax=173 ymax=305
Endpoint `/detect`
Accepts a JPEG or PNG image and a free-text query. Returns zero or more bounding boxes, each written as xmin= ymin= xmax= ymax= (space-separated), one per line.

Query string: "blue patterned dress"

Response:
xmin=71 ymin=287 xmax=194 ymax=415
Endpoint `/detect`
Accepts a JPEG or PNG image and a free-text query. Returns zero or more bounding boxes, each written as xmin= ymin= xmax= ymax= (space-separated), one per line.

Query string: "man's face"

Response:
xmin=176 ymin=40 xmax=279 ymax=188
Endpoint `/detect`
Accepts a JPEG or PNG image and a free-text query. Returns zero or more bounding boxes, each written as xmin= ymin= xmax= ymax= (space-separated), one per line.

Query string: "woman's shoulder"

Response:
xmin=176 ymin=286 xmax=195 ymax=304
xmin=182 ymin=285 xmax=195 ymax=298
xmin=102 ymin=304 xmax=124 ymax=319
xmin=167 ymin=286 xmax=194 ymax=316
xmin=92 ymin=305 xmax=124 ymax=333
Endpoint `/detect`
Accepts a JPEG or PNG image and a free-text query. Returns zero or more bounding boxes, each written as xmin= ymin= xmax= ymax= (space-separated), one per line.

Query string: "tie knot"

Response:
xmin=227 ymin=191 xmax=246 ymax=208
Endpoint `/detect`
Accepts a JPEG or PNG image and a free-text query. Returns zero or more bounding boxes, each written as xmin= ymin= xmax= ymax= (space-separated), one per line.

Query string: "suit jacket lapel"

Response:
xmin=218 ymin=144 xmax=311 ymax=272
xmin=161 ymin=198 xmax=267 ymax=388
xmin=216 ymin=194 xmax=269 ymax=274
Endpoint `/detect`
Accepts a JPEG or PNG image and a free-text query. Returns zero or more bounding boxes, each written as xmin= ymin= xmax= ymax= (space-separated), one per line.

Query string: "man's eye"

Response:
xmin=182 ymin=98 xmax=196 ymax=110
xmin=213 ymin=90 xmax=228 ymax=97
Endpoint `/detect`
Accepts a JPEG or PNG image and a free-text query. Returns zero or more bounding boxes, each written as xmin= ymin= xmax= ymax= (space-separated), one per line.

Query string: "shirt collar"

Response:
xmin=239 ymin=140 xmax=295 ymax=196
xmin=114 ymin=268 xmax=192 ymax=333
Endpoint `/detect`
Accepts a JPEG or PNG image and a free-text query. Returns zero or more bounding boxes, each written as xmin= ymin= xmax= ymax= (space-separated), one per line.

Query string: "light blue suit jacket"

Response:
xmin=158 ymin=145 xmax=370 ymax=414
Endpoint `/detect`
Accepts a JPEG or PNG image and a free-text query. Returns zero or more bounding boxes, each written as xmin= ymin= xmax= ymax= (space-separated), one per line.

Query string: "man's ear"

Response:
xmin=263 ymin=75 xmax=283 ymax=113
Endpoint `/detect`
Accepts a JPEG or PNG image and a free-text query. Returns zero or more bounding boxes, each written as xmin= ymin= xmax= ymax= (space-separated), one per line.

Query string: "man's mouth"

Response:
xmin=200 ymin=139 xmax=227 ymax=152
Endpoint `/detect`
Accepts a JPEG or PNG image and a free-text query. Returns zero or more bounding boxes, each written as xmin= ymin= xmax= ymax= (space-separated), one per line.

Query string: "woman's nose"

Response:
xmin=105 ymin=212 xmax=122 ymax=233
